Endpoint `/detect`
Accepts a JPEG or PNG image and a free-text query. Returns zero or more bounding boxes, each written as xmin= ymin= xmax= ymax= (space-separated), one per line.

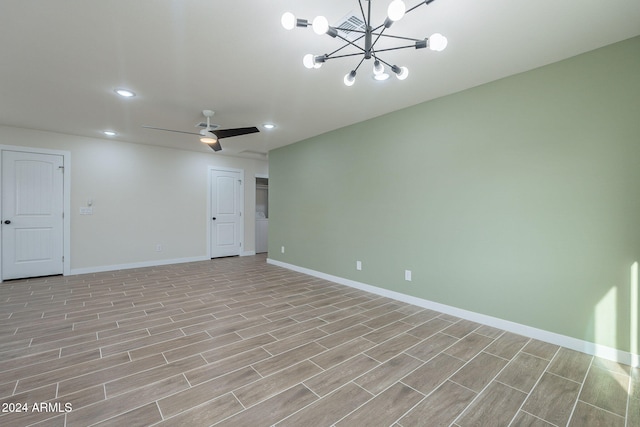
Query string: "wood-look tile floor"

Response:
xmin=1 ymin=254 xmax=637 ymax=427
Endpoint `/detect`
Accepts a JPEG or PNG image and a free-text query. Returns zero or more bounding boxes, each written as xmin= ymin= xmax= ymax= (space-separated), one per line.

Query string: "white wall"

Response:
xmin=0 ymin=125 xmax=268 ymax=273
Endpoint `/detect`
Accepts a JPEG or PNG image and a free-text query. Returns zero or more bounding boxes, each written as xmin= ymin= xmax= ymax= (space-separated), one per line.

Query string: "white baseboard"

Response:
xmin=71 ymin=251 xmax=258 ymax=276
xmin=70 ymin=256 xmax=209 ymax=275
xmin=267 ymin=258 xmax=639 ymax=368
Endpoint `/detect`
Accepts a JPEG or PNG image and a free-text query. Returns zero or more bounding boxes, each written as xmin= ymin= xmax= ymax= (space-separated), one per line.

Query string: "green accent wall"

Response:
xmin=269 ymin=36 xmax=640 ymax=353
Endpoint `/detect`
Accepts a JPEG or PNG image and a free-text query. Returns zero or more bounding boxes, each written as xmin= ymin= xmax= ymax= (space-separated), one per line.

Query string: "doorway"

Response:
xmin=255 ymin=177 xmax=268 ymax=253
xmin=1 ymin=148 xmax=70 ymax=281
xmin=209 ymin=167 xmax=244 ymax=258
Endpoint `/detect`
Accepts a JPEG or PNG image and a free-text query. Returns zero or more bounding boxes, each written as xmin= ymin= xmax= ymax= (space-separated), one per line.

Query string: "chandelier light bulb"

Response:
xmin=374 ymin=73 xmax=390 ymax=81
xmin=428 ymin=33 xmax=448 ymax=52
xmin=303 ymin=54 xmax=315 ymax=69
xmin=387 ymin=0 xmax=406 ymax=21
xmin=281 ymin=12 xmax=295 ymax=30
xmin=303 ymin=54 xmax=323 ymax=69
xmin=344 ymin=70 xmax=356 ymax=86
xmin=312 ymin=16 xmax=329 ymax=35
xmin=395 ymin=66 xmax=409 ymax=80
xmin=373 ymin=60 xmax=384 ymax=75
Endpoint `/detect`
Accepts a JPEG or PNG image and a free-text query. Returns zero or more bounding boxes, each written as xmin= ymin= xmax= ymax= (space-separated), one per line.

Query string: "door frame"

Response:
xmin=255 ymin=173 xmax=269 ymax=254
xmin=0 ymin=145 xmax=71 ymax=282
xmin=207 ymin=166 xmax=245 ymax=258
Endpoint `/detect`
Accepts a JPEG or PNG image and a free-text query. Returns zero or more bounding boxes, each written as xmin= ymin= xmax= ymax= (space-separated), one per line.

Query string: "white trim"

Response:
xmin=0 ymin=145 xmax=71 ymax=281
xmin=70 ymin=256 xmax=209 ymax=275
xmin=207 ymin=166 xmax=245 ymax=259
xmin=254 ymin=174 xmax=269 ymax=255
xmin=267 ymin=258 xmax=639 ymax=368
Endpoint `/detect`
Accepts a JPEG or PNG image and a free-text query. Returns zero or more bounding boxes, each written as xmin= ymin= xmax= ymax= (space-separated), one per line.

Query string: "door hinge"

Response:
xmin=239 ymin=211 xmax=242 ymax=217
xmin=58 ymin=166 xmax=64 ymax=171
xmin=62 ymin=256 xmax=64 ymax=262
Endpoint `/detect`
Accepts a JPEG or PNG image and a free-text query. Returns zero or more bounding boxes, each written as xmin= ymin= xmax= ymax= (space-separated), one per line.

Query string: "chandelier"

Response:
xmin=281 ymin=0 xmax=448 ymax=86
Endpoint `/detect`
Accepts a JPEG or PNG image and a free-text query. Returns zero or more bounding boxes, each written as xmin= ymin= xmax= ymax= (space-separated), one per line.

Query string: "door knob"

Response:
xmin=3 ymin=220 xmax=10 ymax=224
xmin=212 ymin=217 xmax=216 ymax=221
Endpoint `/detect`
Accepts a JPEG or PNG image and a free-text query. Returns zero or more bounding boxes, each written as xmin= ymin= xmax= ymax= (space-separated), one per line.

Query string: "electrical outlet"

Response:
xmin=155 ymin=244 xmax=162 ymax=252
xmin=405 ymin=270 xmax=412 ymax=281
xmin=356 ymin=261 xmax=362 ymax=271
xmin=281 ymin=246 xmax=285 ymax=254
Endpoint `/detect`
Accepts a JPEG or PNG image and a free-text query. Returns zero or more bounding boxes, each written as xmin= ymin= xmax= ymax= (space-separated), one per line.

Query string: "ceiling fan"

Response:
xmin=143 ymin=110 xmax=259 ymax=152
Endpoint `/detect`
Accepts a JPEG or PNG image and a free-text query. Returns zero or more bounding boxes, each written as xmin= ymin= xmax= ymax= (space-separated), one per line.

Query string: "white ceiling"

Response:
xmin=1 ymin=0 xmax=639 ymax=158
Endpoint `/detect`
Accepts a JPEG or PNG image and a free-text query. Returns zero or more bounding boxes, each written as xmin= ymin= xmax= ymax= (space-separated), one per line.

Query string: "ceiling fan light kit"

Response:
xmin=200 ymin=135 xmax=217 ymax=144
xmin=282 ymin=0 xmax=447 ymax=86
xmin=199 ymin=110 xmax=218 ymax=144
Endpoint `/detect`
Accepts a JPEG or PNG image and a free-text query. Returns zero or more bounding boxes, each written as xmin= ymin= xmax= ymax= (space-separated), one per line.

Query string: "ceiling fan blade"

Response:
xmin=213 ymin=127 xmax=260 ymax=139
xmin=142 ymin=126 xmax=199 ymax=136
xmin=208 ymin=141 xmax=222 ymax=152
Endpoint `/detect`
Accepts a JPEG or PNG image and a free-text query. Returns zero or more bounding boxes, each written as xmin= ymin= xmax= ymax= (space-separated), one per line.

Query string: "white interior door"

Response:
xmin=1 ymin=151 xmax=64 ymax=280
xmin=210 ymin=169 xmax=242 ymax=258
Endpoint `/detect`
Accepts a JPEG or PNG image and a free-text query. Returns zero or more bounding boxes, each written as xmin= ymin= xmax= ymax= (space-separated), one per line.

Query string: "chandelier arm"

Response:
xmin=371 ymin=44 xmax=417 ymax=54
xmin=325 ymin=52 xmax=371 ymax=60
xmin=334 ymin=28 xmax=368 ymax=35
xmin=358 ymin=0 xmax=367 ymax=26
xmin=326 ymin=34 xmax=366 ymax=57
xmin=368 ymin=23 xmax=389 ymax=54
xmin=330 ymin=24 xmax=383 ymax=39
xmin=334 ymin=33 xmax=367 ymax=54
xmin=371 ymin=33 xmax=423 ymax=42
xmin=326 ymin=44 xmax=358 ymax=58
xmin=333 ymin=30 xmax=366 ymax=43
xmin=406 ymin=0 xmax=436 ymax=15
xmin=333 ymin=24 xmax=382 ymax=38
xmin=325 ymin=48 xmax=366 ymax=60
xmin=374 ymin=56 xmax=394 ymax=68
xmin=353 ymin=56 xmax=367 ymax=73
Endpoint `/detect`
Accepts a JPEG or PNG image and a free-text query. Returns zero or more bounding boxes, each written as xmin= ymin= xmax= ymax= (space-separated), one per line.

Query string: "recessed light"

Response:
xmin=103 ymin=130 xmax=117 ymax=136
xmin=114 ymin=88 xmax=136 ymax=98
xmin=263 ymin=123 xmax=276 ymax=130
